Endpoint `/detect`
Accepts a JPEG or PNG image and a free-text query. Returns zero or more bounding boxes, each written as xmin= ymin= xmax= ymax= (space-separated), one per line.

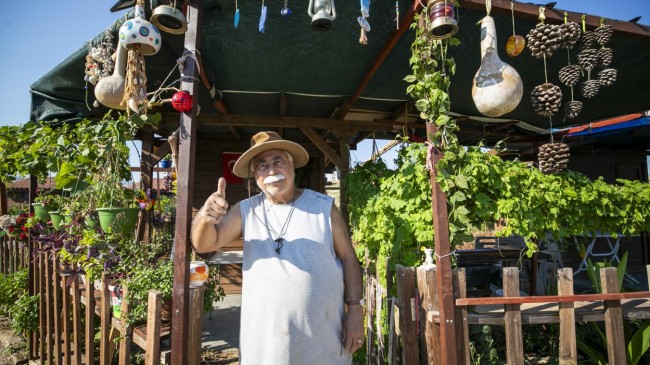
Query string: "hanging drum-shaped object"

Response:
xmin=425 ymin=0 xmax=458 ymax=40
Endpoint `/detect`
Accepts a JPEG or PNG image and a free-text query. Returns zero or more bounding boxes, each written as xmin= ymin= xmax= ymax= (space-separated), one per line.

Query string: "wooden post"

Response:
xmin=338 ymin=138 xmax=350 ymax=225
xmin=503 ymin=267 xmax=523 ymax=364
xmin=29 ymin=175 xmax=38 ymax=360
xmin=145 ymin=290 xmax=162 ymax=365
xmin=38 ymin=250 xmax=46 ymax=365
xmin=188 ymin=286 xmax=205 ymax=365
xmin=52 ymin=257 xmax=62 ymax=365
xmin=99 ymin=274 xmax=111 ymax=365
xmin=452 ymin=269 xmax=470 ymax=365
xmin=137 ymin=126 xmax=155 ymax=243
xmin=600 ymin=267 xmax=626 ymax=364
xmin=416 ymin=264 xmax=439 ymax=365
xmin=425 ymin=123 xmax=458 ymax=364
xmin=118 ymin=286 xmax=132 ymax=365
xmin=45 ymin=254 xmax=54 ymax=365
xmin=171 ymin=1 xmax=203 ymax=364
xmin=558 ymin=268 xmax=577 ymax=365
xmin=0 ymin=181 xmax=7 ymax=215
xmin=71 ymin=275 xmax=82 ymax=365
xmin=396 ymin=265 xmax=419 ymax=364
xmin=61 ymin=274 xmax=71 ymax=365
xmin=84 ymin=276 xmax=95 ymax=365
xmin=364 ymin=276 xmax=377 ymax=364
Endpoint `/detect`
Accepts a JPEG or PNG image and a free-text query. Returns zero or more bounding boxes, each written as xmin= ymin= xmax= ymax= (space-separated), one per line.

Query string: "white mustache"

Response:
xmin=263 ymin=174 xmax=286 ymax=184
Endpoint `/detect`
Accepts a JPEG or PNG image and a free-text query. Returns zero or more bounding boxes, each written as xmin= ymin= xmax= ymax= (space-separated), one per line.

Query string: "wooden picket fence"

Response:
xmin=28 ymin=249 xmax=205 ymax=365
xmin=0 ymin=234 xmax=28 ymax=274
xmin=364 ymin=263 xmax=650 ymax=364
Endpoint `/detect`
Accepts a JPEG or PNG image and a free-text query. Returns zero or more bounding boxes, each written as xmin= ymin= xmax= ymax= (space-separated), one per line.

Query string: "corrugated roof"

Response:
xmin=6 ymin=177 xmax=56 ymax=190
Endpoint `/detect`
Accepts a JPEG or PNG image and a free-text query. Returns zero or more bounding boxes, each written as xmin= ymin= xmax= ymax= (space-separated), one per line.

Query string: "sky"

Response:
xmin=0 ymin=0 xmax=649 ymax=170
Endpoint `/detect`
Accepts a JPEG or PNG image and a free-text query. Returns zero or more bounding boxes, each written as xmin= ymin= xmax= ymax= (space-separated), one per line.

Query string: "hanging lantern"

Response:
xmin=151 ymin=0 xmax=187 ymax=34
xmin=171 ymin=90 xmax=194 ymax=112
xmin=307 ymin=0 xmax=336 ymax=31
xmin=425 ymin=0 xmax=458 ymax=40
xmin=119 ymin=3 xmax=162 ymax=56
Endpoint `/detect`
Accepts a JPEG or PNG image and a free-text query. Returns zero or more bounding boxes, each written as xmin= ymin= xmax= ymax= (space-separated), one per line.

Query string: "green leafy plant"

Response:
xmin=9 ymin=295 xmax=40 ymax=335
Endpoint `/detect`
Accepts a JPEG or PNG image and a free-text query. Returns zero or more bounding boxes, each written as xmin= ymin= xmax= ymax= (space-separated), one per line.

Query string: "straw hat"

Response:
xmin=232 ymin=131 xmax=309 ymax=178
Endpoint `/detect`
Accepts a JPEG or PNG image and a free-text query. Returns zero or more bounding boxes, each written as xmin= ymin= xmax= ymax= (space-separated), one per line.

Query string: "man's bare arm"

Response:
xmin=191 ymin=177 xmax=242 ymax=253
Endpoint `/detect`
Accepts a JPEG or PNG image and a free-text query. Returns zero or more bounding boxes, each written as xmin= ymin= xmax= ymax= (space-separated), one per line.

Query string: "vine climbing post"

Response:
xmin=426 ymin=123 xmax=459 ymax=365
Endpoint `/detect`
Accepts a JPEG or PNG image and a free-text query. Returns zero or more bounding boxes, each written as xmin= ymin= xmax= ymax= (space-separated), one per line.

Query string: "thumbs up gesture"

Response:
xmin=202 ymin=177 xmax=229 ymax=225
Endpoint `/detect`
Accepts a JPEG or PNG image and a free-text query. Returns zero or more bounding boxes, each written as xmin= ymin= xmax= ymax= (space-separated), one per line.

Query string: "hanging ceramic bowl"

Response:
xmin=151 ymin=4 xmax=187 ymax=34
xmin=119 ymin=4 xmax=162 ymax=56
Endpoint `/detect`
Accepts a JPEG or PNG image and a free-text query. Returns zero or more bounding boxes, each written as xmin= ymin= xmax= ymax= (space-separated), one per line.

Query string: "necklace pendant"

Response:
xmin=274 ymin=238 xmax=284 ymax=254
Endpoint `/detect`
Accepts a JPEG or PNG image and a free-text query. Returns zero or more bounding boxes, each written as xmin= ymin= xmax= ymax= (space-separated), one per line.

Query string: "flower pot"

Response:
xmin=96 ymin=207 xmax=139 ymax=235
xmin=85 ymin=215 xmax=99 ymax=229
xmin=160 ymin=159 xmax=171 ymax=168
xmin=32 ymin=203 xmax=51 ymax=222
xmin=49 ymin=211 xmax=65 ymax=230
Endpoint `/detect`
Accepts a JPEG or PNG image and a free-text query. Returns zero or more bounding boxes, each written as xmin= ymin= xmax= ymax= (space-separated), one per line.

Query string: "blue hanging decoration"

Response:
xmin=234 ymin=0 xmax=240 ymax=28
xmin=358 ymin=0 xmax=371 ymax=44
xmin=281 ymin=0 xmax=292 ymax=16
xmin=259 ymin=0 xmax=268 ymax=33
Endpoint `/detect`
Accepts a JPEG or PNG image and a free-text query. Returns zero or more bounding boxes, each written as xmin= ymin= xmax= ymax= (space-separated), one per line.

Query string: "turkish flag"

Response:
xmin=222 ymin=152 xmax=243 ymax=184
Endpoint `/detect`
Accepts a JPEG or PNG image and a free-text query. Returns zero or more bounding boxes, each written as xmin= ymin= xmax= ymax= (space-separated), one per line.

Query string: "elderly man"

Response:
xmin=191 ymin=131 xmax=364 ymax=365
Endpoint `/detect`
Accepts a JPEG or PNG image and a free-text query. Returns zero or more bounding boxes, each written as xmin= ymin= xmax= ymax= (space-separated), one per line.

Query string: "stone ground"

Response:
xmin=0 ymin=317 xmax=28 ymax=365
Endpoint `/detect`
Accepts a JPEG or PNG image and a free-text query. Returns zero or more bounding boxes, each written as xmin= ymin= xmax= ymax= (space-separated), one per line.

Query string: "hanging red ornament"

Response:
xmin=171 ymin=90 xmax=193 ymax=112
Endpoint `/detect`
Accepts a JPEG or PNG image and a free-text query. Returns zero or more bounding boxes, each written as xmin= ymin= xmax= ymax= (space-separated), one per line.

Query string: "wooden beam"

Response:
xmin=171 ymin=1 xmax=202 ymax=364
xmin=193 ymin=114 xmax=395 ymax=133
xmin=387 ymin=101 xmax=414 ymax=121
xmin=229 ymin=126 xmax=242 ymax=141
xmin=426 ymin=124 xmax=458 ymax=364
xmin=456 ymin=290 xmax=650 ymax=306
xmin=300 ymin=127 xmax=344 ymax=169
xmin=280 ymin=93 xmax=287 ymax=118
xmin=332 ymin=0 xmax=423 ymax=120
xmin=457 ymin=0 xmax=650 ymax=39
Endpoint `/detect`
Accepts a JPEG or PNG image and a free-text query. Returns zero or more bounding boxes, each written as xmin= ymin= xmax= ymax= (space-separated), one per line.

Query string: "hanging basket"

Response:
xmin=49 ymin=212 xmax=65 ymax=230
xmin=96 ymin=207 xmax=140 ymax=235
xmin=32 ymin=203 xmax=51 ymax=222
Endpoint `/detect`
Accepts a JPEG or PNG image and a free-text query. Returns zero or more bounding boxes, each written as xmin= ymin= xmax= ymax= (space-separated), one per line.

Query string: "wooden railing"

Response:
xmin=0 ymin=235 xmax=28 ymax=274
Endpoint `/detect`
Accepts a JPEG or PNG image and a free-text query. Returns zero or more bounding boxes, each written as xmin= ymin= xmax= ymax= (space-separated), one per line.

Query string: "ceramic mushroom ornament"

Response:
xmin=471 ymin=1 xmax=523 ymax=117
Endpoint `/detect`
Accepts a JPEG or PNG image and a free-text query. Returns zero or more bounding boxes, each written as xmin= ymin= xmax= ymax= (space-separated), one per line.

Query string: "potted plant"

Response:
xmin=159 ymin=155 xmax=172 ymax=169
xmin=32 ymin=189 xmax=59 ymax=222
xmin=89 ymin=168 xmax=139 ymax=235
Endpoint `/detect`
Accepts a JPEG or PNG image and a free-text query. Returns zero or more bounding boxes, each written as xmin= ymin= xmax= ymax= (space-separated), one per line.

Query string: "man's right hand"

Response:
xmin=200 ymin=177 xmax=229 ymax=224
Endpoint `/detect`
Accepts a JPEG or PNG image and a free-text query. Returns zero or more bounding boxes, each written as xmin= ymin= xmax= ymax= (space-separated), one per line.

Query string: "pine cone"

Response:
xmin=580 ymin=80 xmax=600 ymax=98
xmin=564 ymin=101 xmax=583 ymax=120
xmin=560 ymin=22 xmax=581 ymax=49
xmin=578 ymin=31 xmax=595 ymax=51
xmin=538 ymin=142 xmax=570 ymax=174
xmin=594 ymin=24 xmax=613 ymax=46
xmin=531 ymin=83 xmax=563 ymax=116
xmin=526 ymin=23 xmax=562 ymax=58
xmin=558 ymin=64 xmax=582 ymax=87
xmin=578 ymin=48 xmax=599 ymax=72
xmin=598 ymin=68 xmax=617 ymax=87
xmin=597 ymin=47 xmax=613 ymax=68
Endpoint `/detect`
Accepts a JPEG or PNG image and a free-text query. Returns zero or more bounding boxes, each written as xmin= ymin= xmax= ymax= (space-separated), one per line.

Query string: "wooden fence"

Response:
xmin=0 ymin=235 xmax=28 ymax=274
xmin=365 ymin=264 xmax=650 ymax=364
xmin=26 ymin=249 xmax=205 ymax=365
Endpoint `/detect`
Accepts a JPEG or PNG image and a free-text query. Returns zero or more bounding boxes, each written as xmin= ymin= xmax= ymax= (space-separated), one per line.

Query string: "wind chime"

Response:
xmin=527 ymin=6 xmax=569 ymax=174
xmin=118 ymin=0 xmax=162 ymax=115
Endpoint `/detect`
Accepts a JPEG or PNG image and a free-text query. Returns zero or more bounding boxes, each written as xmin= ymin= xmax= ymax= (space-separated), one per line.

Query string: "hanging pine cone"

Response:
xmin=538 ymin=142 xmax=570 ymax=174
xmin=560 ymin=22 xmax=581 ymax=49
xmin=526 ymin=23 xmax=563 ymax=58
xmin=594 ymin=24 xmax=613 ymax=46
xmin=531 ymin=83 xmax=563 ymax=116
xmin=578 ymin=48 xmax=599 ymax=72
xmin=558 ymin=64 xmax=582 ymax=87
xmin=578 ymin=31 xmax=595 ymax=50
xmin=564 ymin=101 xmax=583 ymax=120
xmin=580 ymin=80 xmax=600 ymax=98
xmin=598 ymin=68 xmax=617 ymax=87
xmin=597 ymin=47 xmax=613 ymax=68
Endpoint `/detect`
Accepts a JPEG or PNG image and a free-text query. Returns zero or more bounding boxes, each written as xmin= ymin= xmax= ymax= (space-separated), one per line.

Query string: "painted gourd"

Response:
xmin=471 ymin=16 xmax=523 ymax=117
xmin=94 ymin=44 xmax=127 ymax=110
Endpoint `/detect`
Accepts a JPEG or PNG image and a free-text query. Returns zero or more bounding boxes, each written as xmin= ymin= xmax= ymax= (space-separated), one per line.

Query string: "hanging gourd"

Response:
xmin=471 ymin=0 xmax=523 ymax=117
xmin=94 ymin=44 xmax=128 ymax=110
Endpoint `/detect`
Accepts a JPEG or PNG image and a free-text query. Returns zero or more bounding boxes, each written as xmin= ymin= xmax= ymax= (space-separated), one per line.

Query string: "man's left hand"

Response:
xmin=341 ymin=305 xmax=365 ymax=353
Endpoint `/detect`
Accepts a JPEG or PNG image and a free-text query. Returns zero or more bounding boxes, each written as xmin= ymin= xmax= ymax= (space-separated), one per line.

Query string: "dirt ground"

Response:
xmin=0 ymin=317 xmax=28 ymax=365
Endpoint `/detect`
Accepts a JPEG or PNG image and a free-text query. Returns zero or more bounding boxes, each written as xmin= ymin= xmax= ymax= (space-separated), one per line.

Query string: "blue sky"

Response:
xmin=0 ymin=0 xmax=648 ymax=168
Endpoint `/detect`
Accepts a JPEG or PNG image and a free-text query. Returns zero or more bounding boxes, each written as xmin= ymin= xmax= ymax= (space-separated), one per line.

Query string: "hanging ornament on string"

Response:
xmin=358 ymin=0 xmax=371 ymax=45
xmin=259 ymin=0 xmax=268 ymax=33
xmin=171 ymin=90 xmax=194 ymax=113
xmin=281 ymin=0 xmax=292 ymax=16
xmin=234 ymin=0 xmax=240 ymax=28
xmin=557 ymin=12 xmax=582 ymax=120
xmin=505 ymin=1 xmax=525 ymax=57
xmin=395 ymin=1 xmax=399 ymax=30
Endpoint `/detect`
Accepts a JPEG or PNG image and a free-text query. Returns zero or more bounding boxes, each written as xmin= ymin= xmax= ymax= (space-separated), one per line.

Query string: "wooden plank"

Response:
xmin=83 ymin=276 xmax=95 ymax=365
xmin=456 ymin=291 xmax=650 ymax=306
xmin=396 ymin=265 xmax=419 ymax=365
xmin=38 ymin=251 xmax=46 ymax=365
xmin=61 ymin=274 xmax=71 ymax=365
xmin=503 ymin=267 xmax=524 ymax=365
xmin=338 ymin=139 xmax=350 ymax=225
xmin=558 ymin=268 xmax=577 ymax=365
xmin=300 ymin=127 xmax=343 ymax=169
xmin=52 ymin=257 xmax=62 ymax=365
xmin=452 ymin=269 xmax=470 ymax=365
xmin=365 ymin=276 xmax=377 ymax=364
xmin=118 ymin=286 xmax=132 ymax=365
xmin=426 ymin=123 xmax=458 ymax=364
xmin=99 ymin=274 xmax=111 ymax=365
xmin=188 ymin=286 xmax=204 ymax=365
xmin=600 ymin=267 xmax=626 ymax=364
xmin=145 ymin=290 xmax=162 ymax=365
xmin=171 ymin=1 xmax=203 ymax=364
xmin=416 ymin=265 xmax=437 ymax=365
xmin=71 ymin=276 xmax=82 ymax=365
xmin=45 ymin=254 xmax=54 ymax=365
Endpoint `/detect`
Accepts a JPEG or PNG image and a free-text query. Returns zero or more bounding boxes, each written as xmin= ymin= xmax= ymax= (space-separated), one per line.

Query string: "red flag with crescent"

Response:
xmin=222 ymin=152 xmax=243 ymax=184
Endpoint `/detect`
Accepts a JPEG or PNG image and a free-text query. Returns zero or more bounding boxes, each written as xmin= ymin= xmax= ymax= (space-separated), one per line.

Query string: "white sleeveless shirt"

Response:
xmin=239 ymin=189 xmax=352 ymax=365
